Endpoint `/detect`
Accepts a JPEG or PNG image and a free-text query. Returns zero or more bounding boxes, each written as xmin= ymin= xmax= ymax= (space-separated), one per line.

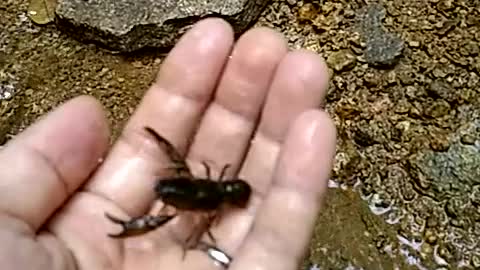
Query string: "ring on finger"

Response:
xmin=198 ymin=241 xmax=232 ymax=268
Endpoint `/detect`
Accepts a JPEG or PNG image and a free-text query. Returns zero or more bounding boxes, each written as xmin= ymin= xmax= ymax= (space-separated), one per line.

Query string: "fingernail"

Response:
xmin=183 ymin=18 xmax=233 ymax=54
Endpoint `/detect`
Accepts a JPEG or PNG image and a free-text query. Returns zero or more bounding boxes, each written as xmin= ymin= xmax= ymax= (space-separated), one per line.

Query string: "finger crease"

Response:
xmin=40 ymin=228 xmax=80 ymax=270
xmin=212 ymin=101 xmax=257 ymax=126
xmin=153 ymin=83 xmax=213 ymax=107
xmin=23 ymin=142 xmax=69 ymax=197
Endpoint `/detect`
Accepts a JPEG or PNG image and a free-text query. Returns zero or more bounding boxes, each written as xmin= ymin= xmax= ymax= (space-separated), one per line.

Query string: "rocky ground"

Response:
xmin=1 ymin=0 xmax=479 ymax=269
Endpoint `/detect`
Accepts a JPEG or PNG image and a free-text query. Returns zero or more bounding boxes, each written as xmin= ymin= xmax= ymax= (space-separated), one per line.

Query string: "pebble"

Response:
xmin=472 ymin=255 xmax=480 ymax=268
xmin=327 ymin=50 xmax=357 ymax=72
xmin=0 ymin=82 xmax=16 ymax=100
xmin=460 ymin=134 xmax=476 ymax=145
xmin=356 ymin=3 xmax=404 ymax=67
xmin=286 ymin=0 xmax=297 ymax=6
xmin=409 ymin=40 xmax=421 ymax=47
xmin=424 ymin=99 xmax=451 ymax=118
xmin=428 ymin=80 xmax=457 ymax=102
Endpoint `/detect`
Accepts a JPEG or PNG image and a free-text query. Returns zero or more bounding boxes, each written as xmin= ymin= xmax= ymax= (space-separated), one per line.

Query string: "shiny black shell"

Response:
xmin=154 ymin=177 xmax=225 ymax=211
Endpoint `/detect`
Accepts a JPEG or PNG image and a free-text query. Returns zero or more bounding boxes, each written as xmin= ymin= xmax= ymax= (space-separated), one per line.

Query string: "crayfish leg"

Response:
xmin=105 ymin=212 xmax=175 ymax=238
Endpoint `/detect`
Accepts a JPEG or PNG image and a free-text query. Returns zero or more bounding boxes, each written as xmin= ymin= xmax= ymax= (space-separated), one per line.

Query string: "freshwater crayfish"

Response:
xmin=105 ymin=126 xmax=252 ymax=257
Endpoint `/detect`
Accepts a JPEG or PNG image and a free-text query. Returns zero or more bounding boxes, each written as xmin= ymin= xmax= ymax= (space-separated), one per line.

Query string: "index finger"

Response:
xmin=84 ymin=18 xmax=235 ymax=217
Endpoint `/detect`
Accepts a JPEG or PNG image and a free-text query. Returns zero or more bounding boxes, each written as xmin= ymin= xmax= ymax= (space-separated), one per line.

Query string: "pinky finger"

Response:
xmin=230 ymin=110 xmax=336 ymax=270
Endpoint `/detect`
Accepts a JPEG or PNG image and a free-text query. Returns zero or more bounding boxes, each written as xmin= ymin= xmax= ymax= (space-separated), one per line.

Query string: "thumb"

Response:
xmin=0 ymin=95 xmax=110 ymax=231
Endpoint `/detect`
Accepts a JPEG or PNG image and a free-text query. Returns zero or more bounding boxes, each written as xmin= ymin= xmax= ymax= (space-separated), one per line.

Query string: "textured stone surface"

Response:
xmin=355 ymin=3 xmax=404 ymax=67
xmin=55 ymin=0 xmax=270 ymax=52
xmin=409 ymin=141 xmax=480 ymax=201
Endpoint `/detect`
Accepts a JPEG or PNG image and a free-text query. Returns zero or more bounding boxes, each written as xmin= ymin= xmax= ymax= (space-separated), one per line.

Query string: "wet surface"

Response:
xmin=1 ymin=0 xmax=480 ymax=269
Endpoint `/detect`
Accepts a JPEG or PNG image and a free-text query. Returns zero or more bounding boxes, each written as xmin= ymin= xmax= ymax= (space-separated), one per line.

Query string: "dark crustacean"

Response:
xmin=105 ymin=126 xmax=252 ymax=258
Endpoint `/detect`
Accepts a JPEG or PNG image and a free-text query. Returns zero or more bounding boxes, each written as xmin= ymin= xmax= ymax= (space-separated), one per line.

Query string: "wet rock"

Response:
xmin=28 ymin=0 xmax=57 ymax=25
xmin=55 ymin=0 xmax=270 ymax=52
xmin=432 ymin=67 xmax=447 ymax=78
xmin=384 ymin=70 xmax=397 ymax=85
xmin=398 ymin=69 xmax=416 ymax=86
xmin=437 ymin=243 xmax=459 ymax=265
xmin=424 ymin=229 xmax=437 ymax=244
xmin=393 ymin=99 xmax=411 ymax=114
xmin=363 ymin=72 xmax=381 ymax=87
xmin=471 ymin=186 xmax=480 ymax=207
xmin=0 ymin=82 xmax=16 ymax=100
xmin=408 ymin=40 xmax=420 ymax=48
xmin=444 ymin=197 xmax=464 ymax=218
xmin=286 ymin=0 xmax=297 ymax=6
xmin=0 ymin=73 xmax=18 ymax=100
xmin=424 ymin=99 xmax=451 ymax=118
xmin=327 ymin=50 xmax=357 ymax=72
xmin=364 ymin=31 xmax=404 ymax=67
xmin=408 ymin=142 xmax=480 ymax=201
xmin=472 ymin=254 xmax=480 ymax=268
xmin=0 ymin=52 xmax=7 ymax=70
xmin=436 ymin=19 xmax=457 ymax=36
xmin=428 ymin=80 xmax=458 ymax=103
xmin=355 ymin=3 xmax=404 ymax=67
xmin=353 ymin=120 xmax=383 ymax=147
xmin=388 ymin=166 xmax=416 ymax=201
xmin=425 ymin=215 xmax=439 ymax=228
xmin=460 ymin=133 xmax=476 ymax=145
xmin=429 ymin=134 xmax=450 ymax=152
xmin=297 ymin=3 xmax=317 ymax=21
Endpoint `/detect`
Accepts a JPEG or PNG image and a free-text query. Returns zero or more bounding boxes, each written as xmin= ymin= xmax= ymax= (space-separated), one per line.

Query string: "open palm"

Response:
xmin=0 ymin=18 xmax=336 ymax=270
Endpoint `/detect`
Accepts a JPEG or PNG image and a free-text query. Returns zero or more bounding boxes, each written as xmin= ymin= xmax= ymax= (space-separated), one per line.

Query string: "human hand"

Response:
xmin=0 ymin=18 xmax=336 ymax=270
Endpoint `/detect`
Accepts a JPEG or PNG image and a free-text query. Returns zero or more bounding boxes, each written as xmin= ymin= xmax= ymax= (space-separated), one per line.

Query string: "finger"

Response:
xmin=241 ymin=49 xmax=329 ymax=196
xmin=208 ymin=50 xmax=330 ymax=251
xmin=84 ymin=18 xmax=235 ymax=217
xmin=186 ymin=27 xmax=287 ymax=177
xmin=231 ymin=110 xmax=336 ymax=270
xmin=0 ymin=95 xmax=109 ymax=231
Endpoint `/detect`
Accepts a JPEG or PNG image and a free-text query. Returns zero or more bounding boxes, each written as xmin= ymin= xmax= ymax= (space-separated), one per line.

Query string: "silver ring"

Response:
xmin=198 ymin=241 xmax=232 ymax=268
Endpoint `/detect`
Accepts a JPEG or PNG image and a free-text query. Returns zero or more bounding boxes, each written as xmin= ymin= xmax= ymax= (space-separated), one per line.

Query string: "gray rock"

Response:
xmin=364 ymin=31 xmax=404 ymax=67
xmin=355 ymin=3 xmax=404 ymax=67
xmin=408 ymin=142 xmax=480 ymax=201
xmin=55 ymin=0 xmax=270 ymax=52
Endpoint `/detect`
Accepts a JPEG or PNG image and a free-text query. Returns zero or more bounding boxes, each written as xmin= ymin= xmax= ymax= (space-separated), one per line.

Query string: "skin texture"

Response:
xmin=0 ymin=18 xmax=336 ymax=270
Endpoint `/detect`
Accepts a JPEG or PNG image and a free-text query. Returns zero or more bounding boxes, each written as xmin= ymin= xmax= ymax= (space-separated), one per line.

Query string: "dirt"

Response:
xmin=1 ymin=0 xmax=480 ymax=269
